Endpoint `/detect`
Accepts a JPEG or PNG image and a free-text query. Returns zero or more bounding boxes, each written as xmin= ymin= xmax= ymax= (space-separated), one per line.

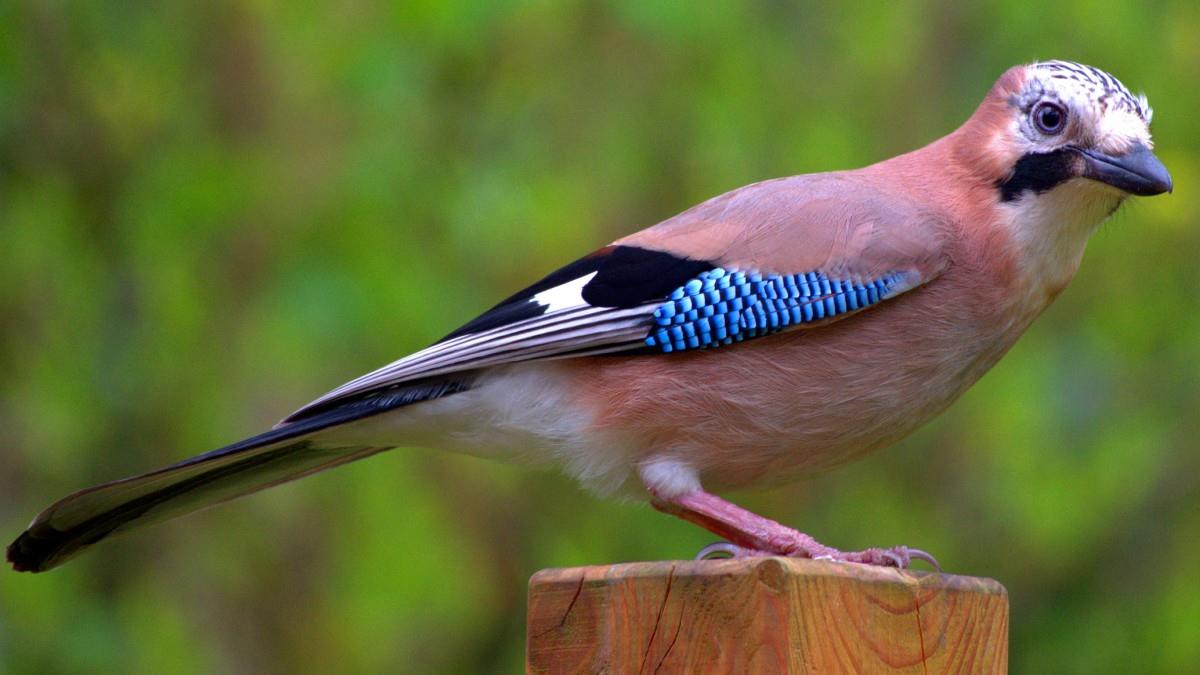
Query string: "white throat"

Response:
xmin=1001 ymin=178 xmax=1125 ymax=301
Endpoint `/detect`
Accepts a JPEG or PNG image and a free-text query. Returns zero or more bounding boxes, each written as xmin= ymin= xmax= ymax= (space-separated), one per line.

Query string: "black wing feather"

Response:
xmin=440 ymin=245 xmax=711 ymax=341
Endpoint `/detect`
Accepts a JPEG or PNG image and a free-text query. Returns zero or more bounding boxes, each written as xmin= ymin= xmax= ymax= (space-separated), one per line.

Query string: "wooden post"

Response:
xmin=527 ymin=557 xmax=1007 ymax=674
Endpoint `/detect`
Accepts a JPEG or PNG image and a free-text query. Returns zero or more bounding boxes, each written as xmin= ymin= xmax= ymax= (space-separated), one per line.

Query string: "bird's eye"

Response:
xmin=1032 ymin=101 xmax=1067 ymax=135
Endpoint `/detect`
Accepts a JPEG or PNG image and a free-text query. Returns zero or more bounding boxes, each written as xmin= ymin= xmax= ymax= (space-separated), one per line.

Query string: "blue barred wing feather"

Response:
xmin=644 ymin=268 xmax=911 ymax=353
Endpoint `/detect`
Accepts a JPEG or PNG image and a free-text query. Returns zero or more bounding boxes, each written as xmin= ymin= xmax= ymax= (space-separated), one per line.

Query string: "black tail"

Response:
xmin=7 ymin=379 xmax=469 ymax=573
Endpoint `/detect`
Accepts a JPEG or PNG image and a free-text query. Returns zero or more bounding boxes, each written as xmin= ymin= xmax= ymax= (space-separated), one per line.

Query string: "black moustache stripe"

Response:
xmin=997 ymin=149 xmax=1078 ymax=202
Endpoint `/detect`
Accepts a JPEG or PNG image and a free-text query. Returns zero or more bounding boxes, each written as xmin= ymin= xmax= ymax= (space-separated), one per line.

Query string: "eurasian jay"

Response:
xmin=7 ymin=60 xmax=1172 ymax=573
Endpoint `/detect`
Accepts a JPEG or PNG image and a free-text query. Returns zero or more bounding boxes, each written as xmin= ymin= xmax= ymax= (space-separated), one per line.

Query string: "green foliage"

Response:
xmin=2 ymin=2 xmax=1198 ymax=672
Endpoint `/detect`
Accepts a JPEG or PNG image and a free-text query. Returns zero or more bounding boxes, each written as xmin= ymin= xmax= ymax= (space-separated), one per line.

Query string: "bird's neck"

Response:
xmin=941 ymin=124 xmax=1123 ymax=303
xmin=868 ymin=130 xmax=1123 ymax=311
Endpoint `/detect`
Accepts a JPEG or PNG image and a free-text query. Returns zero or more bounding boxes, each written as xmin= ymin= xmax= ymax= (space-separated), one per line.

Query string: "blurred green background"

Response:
xmin=1 ymin=1 xmax=1197 ymax=672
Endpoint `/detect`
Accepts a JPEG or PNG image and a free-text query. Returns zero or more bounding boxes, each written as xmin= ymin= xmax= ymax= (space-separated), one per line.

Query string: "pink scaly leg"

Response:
xmin=650 ymin=489 xmax=939 ymax=570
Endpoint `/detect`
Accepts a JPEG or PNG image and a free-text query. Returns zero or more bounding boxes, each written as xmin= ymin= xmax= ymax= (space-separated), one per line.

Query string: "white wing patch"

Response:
xmin=533 ymin=272 xmax=598 ymax=311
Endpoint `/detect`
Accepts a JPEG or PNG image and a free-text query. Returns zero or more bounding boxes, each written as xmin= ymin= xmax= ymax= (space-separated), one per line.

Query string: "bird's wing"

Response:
xmin=281 ymin=246 xmax=712 ymax=421
xmin=284 ymin=173 xmax=951 ymax=422
xmin=617 ymin=173 xmax=951 ymax=280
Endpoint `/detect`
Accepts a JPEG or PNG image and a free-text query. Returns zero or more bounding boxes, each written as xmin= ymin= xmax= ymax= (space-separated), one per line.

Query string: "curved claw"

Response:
xmin=902 ymin=547 xmax=941 ymax=572
xmin=695 ymin=541 xmax=744 ymax=560
xmin=691 ymin=539 xmax=942 ymax=572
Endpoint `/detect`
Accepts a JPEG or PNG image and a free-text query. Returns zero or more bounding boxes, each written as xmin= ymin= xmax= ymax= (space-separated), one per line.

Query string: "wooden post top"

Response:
xmin=527 ymin=557 xmax=1007 ymax=674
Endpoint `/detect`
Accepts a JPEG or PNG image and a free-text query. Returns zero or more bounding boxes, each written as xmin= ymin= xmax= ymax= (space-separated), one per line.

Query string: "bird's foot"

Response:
xmin=696 ymin=539 xmax=939 ymax=570
xmin=812 ymin=545 xmax=940 ymax=570
xmin=651 ymin=489 xmax=941 ymax=571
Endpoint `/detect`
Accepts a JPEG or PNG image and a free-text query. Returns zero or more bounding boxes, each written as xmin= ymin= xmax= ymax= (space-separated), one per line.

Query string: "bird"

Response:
xmin=7 ymin=60 xmax=1172 ymax=573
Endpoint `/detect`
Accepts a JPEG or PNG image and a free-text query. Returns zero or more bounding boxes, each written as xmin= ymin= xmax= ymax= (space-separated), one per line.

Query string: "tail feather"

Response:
xmin=7 ymin=378 xmax=468 ymax=573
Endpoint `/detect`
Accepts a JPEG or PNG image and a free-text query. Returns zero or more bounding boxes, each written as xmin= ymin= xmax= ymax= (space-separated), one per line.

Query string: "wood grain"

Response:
xmin=527 ymin=557 xmax=1007 ymax=674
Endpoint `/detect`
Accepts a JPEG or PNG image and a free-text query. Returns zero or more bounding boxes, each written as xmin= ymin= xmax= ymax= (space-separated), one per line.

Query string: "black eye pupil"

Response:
xmin=1035 ymin=103 xmax=1066 ymax=133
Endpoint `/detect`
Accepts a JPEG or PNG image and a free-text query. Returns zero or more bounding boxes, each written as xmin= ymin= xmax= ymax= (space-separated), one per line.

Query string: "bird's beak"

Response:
xmin=1078 ymin=143 xmax=1173 ymax=196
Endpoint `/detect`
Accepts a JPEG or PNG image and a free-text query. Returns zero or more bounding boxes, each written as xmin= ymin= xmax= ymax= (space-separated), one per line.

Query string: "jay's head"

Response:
xmin=966 ymin=61 xmax=1171 ymax=209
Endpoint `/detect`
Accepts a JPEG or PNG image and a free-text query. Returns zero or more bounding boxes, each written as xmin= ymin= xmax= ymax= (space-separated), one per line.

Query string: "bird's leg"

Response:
xmin=650 ymin=489 xmax=938 ymax=570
